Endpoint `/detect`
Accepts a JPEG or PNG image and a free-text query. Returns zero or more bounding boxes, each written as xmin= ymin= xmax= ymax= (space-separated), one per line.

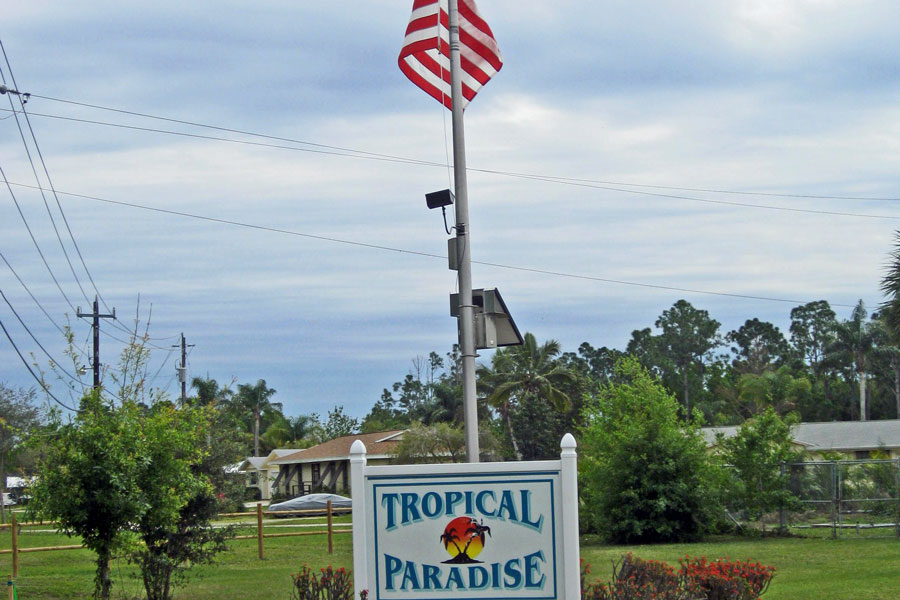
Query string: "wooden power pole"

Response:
xmin=76 ymin=296 xmax=116 ymax=389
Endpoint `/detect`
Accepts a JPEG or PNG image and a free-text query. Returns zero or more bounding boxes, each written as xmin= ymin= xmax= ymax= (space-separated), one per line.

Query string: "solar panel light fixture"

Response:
xmin=425 ymin=188 xmax=454 ymax=209
xmin=449 ymin=288 xmax=524 ymax=349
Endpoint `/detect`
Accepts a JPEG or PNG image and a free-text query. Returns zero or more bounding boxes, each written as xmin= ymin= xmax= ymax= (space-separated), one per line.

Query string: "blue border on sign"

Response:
xmin=370 ymin=472 xmax=559 ymax=600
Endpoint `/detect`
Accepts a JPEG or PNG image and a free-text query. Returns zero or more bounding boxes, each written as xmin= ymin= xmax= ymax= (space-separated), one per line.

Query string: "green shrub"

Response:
xmin=580 ymin=357 xmax=722 ymax=543
xmin=718 ymin=407 xmax=802 ymax=531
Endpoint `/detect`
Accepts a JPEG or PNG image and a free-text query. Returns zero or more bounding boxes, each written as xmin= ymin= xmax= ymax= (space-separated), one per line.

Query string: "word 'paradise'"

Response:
xmin=384 ymin=551 xmax=547 ymax=592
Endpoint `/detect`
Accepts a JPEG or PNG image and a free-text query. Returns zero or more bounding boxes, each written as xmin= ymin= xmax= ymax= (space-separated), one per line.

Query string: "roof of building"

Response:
xmin=240 ymin=448 xmax=305 ymax=472
xmin=270 ymin=448 xmax=301 ymax=459
xmin=703 ymin=419 xmax=900 ymax=452
xmin=240 ymin=456 xmax=268 ymax=471
xmin=271 ymin=430 xmax=405 ymax=465
xmin=6 ymin=476 xmax=33 ymax=489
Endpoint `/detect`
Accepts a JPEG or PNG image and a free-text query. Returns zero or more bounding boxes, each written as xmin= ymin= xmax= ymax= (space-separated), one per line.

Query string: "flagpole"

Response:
xmin=448 ymin=0 xmax=480 ymax=463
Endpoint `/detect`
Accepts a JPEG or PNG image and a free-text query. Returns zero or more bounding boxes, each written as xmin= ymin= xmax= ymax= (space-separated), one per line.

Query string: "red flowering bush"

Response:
xmin=291 ymin=565 xmax=354 ymax=600
xmin=582 ymin=554 xmax=775 ymax=600
xmin=679 ymin=557 xmax=775 ymax=600
xmin=582 ymin=554 xmax=691 ymax=600
xmin=291 ymin=565 xmax=320 ymax=600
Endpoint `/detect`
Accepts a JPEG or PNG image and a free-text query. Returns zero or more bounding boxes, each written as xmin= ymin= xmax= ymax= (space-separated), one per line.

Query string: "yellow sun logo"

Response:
xmin=439 ymin=516 xmax=491 ymax=564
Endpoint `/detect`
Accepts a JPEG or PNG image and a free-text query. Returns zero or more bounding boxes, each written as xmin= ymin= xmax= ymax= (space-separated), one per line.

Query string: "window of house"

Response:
xmin=249 ymin=471 xmax=258 ymax=485
xmin=311 ymin=463 xmax=320 ymax=484
xmin=855 ymin=450 xmax=871 ymax=459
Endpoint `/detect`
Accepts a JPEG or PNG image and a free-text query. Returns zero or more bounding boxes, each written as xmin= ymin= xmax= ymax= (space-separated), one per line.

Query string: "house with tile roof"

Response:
xmin=269 ymin=430 xmax=405 ymax=498
xmin=238 ymin=448 xmax=303 ymax=501
xmin=703 ymin=419 xmax=900 ymax=459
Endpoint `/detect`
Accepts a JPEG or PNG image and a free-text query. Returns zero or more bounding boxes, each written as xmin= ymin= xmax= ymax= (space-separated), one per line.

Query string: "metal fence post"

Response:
xmin=779 ymin=462 xmax=787 ymax=532
xmin=837 ymin=461 xmax=844 ymax=538
xmin=895 ymin=458 xmax=900 ymax=539
xmin=831 ymin=461 xmax=837 ymax=540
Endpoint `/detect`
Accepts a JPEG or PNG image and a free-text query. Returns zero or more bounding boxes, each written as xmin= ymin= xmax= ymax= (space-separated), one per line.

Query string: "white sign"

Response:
xmin=351 ymin=435 xmax=579 ymax=600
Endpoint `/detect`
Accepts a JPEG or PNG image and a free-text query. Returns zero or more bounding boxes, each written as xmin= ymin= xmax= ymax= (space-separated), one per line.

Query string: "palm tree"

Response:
xmin=880 ymin=232 xmax=900 ymax=340
xmin=869 ymin=313 xmax=900 ymax=420
xmin=826 ymin=301 xmax=876 ymax=420
xmin=880 ymin=234 xmax=900 ymax=417
xmin=476 ymin=333 xmax=575 ymax=459
xmin=235 ymin=380 xmax=280 ymax=456
xmin=261 ymin=414 xmax=319 ymax=450
xmin=189 ymin=376 xmax=232 ymax=407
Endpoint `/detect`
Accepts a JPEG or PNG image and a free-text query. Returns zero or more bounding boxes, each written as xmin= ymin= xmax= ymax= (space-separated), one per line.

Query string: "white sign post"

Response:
xmin=351 ymin=434 xmax=579 ymax=600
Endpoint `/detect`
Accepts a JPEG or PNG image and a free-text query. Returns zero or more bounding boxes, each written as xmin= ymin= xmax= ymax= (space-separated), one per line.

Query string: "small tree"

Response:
xmin=390 ymin=422 xmax=500 ymax=464
xmin=130 ymin=403 xmax=232 ymax=600
xmin=321 ymin=405 xmax=359 ymax=440
xmin=30 ymin=395 xmax=231 ymax=600
xmin=580 ymin=357 xmax=720 ymax=543
xmin=719 ymin=407 xmax=801 ymax=531
xmin=29 ymin=393 xmax=148 ymax=599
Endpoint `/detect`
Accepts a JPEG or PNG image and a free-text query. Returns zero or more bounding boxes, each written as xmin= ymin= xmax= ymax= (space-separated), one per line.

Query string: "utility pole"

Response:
xmin=448 ymin=0 xmax=479 ymax=462
xmin=76 ymin=296 xmax=116 ymax=390
xmin=173 ymin=333 xmax=194 ymax=403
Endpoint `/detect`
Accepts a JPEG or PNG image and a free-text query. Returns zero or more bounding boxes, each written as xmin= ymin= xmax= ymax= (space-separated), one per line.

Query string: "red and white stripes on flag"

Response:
xmin=398 ymin=0 xmax=503 ymax=110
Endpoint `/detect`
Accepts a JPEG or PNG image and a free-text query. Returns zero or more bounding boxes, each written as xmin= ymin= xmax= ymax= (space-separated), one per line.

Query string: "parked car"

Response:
xmin=1 ymin=493 xmax=16 ymax=507
xmin=267 ymin=493 xmax=351 ymax=515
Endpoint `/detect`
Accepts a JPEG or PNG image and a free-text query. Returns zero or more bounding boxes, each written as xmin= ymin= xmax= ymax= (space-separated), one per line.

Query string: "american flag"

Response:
xmin=398 ymin=0 xmax=503 ymax=110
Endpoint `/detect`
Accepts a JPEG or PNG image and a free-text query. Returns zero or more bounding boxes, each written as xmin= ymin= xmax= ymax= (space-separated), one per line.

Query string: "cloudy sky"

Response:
xmin=2 ymin=1 xmax=899 ymax=420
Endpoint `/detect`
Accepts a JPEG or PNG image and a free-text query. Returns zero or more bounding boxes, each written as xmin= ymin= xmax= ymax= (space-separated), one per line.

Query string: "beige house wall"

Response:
xmin=276 ymin=456 xmax=395 ymax=498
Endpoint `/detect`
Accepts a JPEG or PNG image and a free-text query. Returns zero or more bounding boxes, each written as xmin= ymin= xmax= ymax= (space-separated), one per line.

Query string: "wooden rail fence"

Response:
xmin=2 ymin=502 xmax=349 ymax=577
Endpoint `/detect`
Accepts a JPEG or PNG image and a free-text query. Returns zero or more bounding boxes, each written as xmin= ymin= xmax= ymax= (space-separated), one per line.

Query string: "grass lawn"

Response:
xmin=3 ymin=517 xmax=898 ymax=599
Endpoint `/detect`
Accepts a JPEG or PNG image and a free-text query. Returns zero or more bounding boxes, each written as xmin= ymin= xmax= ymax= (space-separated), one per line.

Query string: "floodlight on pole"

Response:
xmin=426 ymin=189 xmax=455 ymax=235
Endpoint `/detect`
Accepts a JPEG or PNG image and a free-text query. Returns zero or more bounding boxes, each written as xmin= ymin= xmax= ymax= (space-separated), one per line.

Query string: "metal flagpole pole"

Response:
xmin=448 ymin=0 xmax=480 ymax=463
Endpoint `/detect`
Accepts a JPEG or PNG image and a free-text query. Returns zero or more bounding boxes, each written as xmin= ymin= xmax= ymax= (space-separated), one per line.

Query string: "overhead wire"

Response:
xmin=0 ymin=47 xmax=183 ymax=346
xmin=147 ymin=348 xmax=176 ymax=390
xmin=3 ymin=107 xmax=900 ymax=221
xmin=0 ymin=287 xmax=87 ymax=388
xmin=2 ymin=43 xmax=108 ymax=310
xmin=0 ymin=248 xmax=69 ymax=337
xmin=25 ymin=93 xmax=900 ymax=203
xmin=0 ymin=317 xmax=80 ymax=412
xmin=0 ymin=161 xmax=80 ymax=311
xmin=4 ymin=180 xmax=858 ymax=309
xmin=0 ymin=60 xmax=93 ymax=306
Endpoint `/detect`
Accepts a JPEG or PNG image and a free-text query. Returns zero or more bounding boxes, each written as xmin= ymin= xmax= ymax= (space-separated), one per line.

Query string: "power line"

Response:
xmin=0 ymin=47 xmax=179 ymax=345
xmin=5 ymin=180 xmax=857 ymax=309
xmin=0 ymin=287 xmax=87 ymax=388
xmin=0 ymin=248 xmax=69 ymax=337
xmin=0 ymin=162 xmax=80 ymax=311
xmin=0 ymin=174 xmax=177 ymax=351
xmin=27 ymin=93 xmax=900 ymax=203
xmin=147 ymin=348 xmax=176 ymax=390
xmin=1 ymin=74 xmax=92 ymax=306
xmin=3 ymin=108 xmax=900 ymax=221
xmin=461 ymin=171 xmax=900 ymax=220
xmin=0 ymin=317 xmax=80 ymax=412
xmin=0 ymin=59 xmax=105 ymax=316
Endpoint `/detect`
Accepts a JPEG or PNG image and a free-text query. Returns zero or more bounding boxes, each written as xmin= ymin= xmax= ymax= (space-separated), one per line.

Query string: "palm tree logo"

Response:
xmin=439 ymin=516 xmax=491 ymax=564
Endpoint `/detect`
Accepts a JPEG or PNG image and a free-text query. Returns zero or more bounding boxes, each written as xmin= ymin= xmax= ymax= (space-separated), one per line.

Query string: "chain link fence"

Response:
xmin=782 ymin=458 xmax=900 ymax=538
